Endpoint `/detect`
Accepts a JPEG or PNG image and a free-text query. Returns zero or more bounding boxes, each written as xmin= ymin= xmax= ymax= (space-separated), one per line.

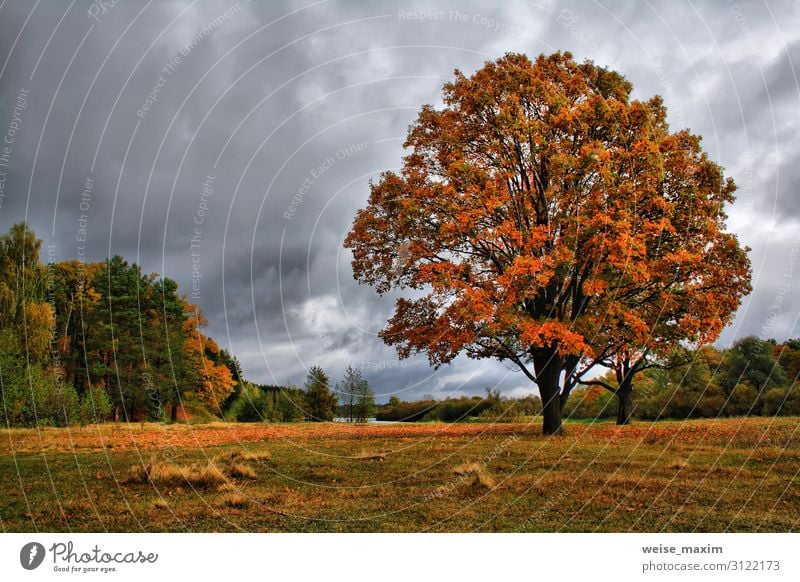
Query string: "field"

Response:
xmin=1 ymin=417 xmax=798 ymax=532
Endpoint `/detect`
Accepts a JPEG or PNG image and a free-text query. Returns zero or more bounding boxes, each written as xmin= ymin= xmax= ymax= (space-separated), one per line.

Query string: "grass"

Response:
xmin=221 ymin=493 xmax=249 ymax=508
xmin=127 ymin=459 xmax=228 ymax=488
xmin=0 ymin=417 xmax=798 ymax=532
xmin=453 ymin=461 xmax=496 ymax=491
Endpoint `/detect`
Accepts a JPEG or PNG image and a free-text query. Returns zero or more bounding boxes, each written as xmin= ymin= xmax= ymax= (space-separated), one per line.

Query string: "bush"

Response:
xmin=762 ymin=386 xmax=800 ymax=416
xmin=79 ymin=383 xmax=112 ymax=425
xmin=271 ymin=387 xmax=305 ymax=422
xmin=376 ymin=399 xmax=438 ymax=421
xmin=724 ymin=382 xmax=761 ymax=416
xmin=17 ymin=366 xmax=79 ymax=427
xmin=226 ymin=382 xmax=271 ymax=422
xmin=477 ymin=396 xmax=542 ymax=422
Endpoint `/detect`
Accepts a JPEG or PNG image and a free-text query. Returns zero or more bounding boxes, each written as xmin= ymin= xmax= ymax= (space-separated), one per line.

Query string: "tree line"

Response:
xmin=0 ymin=223 xmax=375 ymax=427
xmin=228 ymin=366 xmax=376 ymax=423
xmin=375 ymin=338 xmax=800 ymax=423
xmin=565 ymin=338 xmax=800 ymax=421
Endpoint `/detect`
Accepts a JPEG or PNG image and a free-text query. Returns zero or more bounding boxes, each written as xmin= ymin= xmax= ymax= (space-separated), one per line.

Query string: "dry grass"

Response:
xmin=128 ymin=454 xmax=256 ymax=488
xmin=128 ymin=458 xmax=227 ymax=488
xmin=226 ymin=462 xmax=256 ymax=479
xmin=4 ymin=417 xmax=799 ymax=455
xmin=221 ymin=493 xmax=248 ymax=508
xmin=3 ymin=418 xmax=799 ymax=532
xmin=152 ymin=499 xmax=169 ymax=509
xmin=454 ymin=461 xmax=496 ymax=491
xmin=353 ymin=450 xmax=387 ymax=461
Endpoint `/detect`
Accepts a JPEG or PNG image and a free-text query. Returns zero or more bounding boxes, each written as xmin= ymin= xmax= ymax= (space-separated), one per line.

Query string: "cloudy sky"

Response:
xmin=1 ymin=0 xmax=798 ymax=402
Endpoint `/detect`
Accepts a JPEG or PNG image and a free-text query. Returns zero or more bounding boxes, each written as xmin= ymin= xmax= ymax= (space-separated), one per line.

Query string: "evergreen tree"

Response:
xmin=355 ymin=376 xmax=376 ymax=422
xmin=303 ymin=366 xmax=337 ymax=421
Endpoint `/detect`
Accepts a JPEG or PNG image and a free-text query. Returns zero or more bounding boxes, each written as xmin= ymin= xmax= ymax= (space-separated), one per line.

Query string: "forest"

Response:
xmin=0 ymin=222 xmax=379 ymax=427
xmin=0 ymin=222 xmax=241 ymax=426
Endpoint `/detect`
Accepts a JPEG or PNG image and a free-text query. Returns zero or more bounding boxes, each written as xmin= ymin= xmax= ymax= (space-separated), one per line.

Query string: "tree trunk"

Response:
xmin=542 ymin=391 xmax=563 ymax=435
xmin=616 ymin=384 xmax=633 ymax=425
xmin=535 ymin=353 xmax=564 ymax=436
xmin=615 ymin=368 xmax=634 ymax=425
xmin=170 ymin=402 xmax=178 ymax=422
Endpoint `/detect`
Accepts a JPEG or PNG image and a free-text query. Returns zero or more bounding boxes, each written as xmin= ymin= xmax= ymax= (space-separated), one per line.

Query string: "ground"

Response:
xmin=1 ymin=417 xmax=798 ymax=532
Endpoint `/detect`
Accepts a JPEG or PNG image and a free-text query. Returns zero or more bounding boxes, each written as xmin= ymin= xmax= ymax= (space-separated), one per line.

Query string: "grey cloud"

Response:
xmin=1 ymin=0 xmax=799 ymax=401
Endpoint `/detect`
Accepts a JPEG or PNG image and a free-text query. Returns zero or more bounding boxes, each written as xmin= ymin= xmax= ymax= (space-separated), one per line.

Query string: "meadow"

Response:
xmin=1 ymin=417 xmax=798 ymax=532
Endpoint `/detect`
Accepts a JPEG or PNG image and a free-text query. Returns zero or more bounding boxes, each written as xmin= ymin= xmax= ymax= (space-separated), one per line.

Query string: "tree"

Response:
xmin=718 ymin=337 xmax=788 ymax=402
xmin=0 ymin=223 xmax=246 ymax=426
xmin=272 ymin=385 xmax=305 ymax=422
xmin=337 ymin=365 xmax=363 ymax=422
xmin=227 ymin=382 xmax=271 ymax=422
xmin=140 ymin=278 xmax=191 ymax=421
xmin=182 ymin=302 xmax=236 ymax=415
xmin=303 ymin=366 xmax=337 ymax=421
xmin=355 ymin=375 xmax=376 ymax=422
xmin=345 ymin=52 xmax=751 ymax=435
xmin=774 ymin=339 xmax=800 ymax=383
xmin=0 ymin=222 xmax=46 ymax=328
xmin=23 ymin=301 xmax=55 ymax=365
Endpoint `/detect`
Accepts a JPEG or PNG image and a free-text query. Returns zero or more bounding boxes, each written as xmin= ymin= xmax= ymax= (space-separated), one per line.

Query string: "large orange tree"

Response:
xmin=345 ymin=53 xmax=751 ymax=434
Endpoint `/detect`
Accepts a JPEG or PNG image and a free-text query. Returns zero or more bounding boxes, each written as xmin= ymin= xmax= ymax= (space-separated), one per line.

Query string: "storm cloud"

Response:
xmin=1 ymin=0 xmax=798 ymax=401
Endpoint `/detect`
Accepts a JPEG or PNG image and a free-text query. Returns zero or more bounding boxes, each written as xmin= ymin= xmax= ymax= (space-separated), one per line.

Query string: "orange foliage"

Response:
xmin=345 ymin=52 xmax=751 ymax=393
xmin=183 ymin=302 xmax=235 ymax=409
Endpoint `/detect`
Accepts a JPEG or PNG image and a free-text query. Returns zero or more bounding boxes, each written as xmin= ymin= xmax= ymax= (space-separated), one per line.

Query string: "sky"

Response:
xmin=0 ymin=0 xmax=798 ymax=402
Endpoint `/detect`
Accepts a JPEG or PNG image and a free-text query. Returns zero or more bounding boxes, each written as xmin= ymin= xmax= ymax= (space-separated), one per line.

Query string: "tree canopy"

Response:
xmin=345 ymin=52 xmax=751 ymax=434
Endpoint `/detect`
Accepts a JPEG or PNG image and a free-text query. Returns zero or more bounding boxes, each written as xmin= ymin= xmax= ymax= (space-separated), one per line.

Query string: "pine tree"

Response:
xmin=355 ymin=377 xmax=376 ymax=422
xmin=303 ymin=366 xmax=337 ymax=421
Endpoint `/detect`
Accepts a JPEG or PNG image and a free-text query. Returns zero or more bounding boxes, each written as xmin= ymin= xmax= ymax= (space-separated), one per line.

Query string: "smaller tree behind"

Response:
xmin=304 ymin=366 xmax=337 ymax=422
xmin=355 ymin=376 xmax=376 ymax=422
xmin=273 ymin=385 xmax=305 ymax=422
xmin=337 ymin=365 xmax=364 ymax=422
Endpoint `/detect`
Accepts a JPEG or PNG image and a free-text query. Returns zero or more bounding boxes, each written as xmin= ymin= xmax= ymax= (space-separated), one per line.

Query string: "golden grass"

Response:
xmin=152 ymin=498 xmax=169 ymax=509
xmin=221 ymin=493 xmax=248 ymax=508
xmin=128 ymin=458 xmax=227 ymax=488
xmin=454 ymin=461 xmax=496 ymax=491
xmin=226 ymin=462 xmax=257 ymax=479
xmin=353 ymin=449 xmax=387 ymax=461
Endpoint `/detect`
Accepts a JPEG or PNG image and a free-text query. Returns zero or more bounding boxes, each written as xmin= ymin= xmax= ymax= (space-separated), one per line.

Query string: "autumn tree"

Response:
xmin=345 ymin=52 xmax=751 ymax=435
xmin=182 ymin=302 xmax=236 ymax=415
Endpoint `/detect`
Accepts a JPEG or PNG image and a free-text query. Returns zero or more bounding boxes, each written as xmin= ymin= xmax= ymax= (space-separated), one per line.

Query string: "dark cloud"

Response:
xmin=1 ymin=0 xmax=798 ymax=400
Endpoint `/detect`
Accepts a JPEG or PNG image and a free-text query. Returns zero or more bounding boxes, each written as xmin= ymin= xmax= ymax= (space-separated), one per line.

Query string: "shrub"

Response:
xmin=79 ymin=383 xmax=112 ymax=425
xmin=271 ymin=387 xmax=305 ymax=422
xmin=26 ymin=366 xmax=79 ymax=427
xmin=226 ymin=382 xmax=271 ymax=422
